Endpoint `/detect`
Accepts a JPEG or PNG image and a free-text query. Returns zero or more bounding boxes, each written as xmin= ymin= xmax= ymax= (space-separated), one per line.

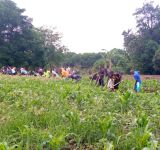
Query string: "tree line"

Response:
xmin=0 ymin=0 xmax=160 ymax=74
xmin=0 ymin=0 xmax=67 ymax=69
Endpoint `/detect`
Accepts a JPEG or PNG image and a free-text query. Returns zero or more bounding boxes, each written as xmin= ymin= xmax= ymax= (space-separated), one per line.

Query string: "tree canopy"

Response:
xmin=0 ymin=0 xmax=65 ymax=68
xmin=123 ymin=1 xmax=160 ymax=74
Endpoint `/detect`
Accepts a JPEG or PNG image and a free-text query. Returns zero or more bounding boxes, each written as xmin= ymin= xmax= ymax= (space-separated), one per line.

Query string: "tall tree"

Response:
xmin=38 ymin=27 xmax=67 ymax=67
xmin=153 ymin=47 xmax=160 ymax=73
xmin=0 ymin=0 xmax=33 ymax=67
xmin=134 ymin=2 xmax=160 ymax=35
xmin=0 ymin=0 xmax=66 ymax=68
xmin=108 ymin=48 xmax=131 ymax=73
xmin=123 ymin=2 xmax=160 ymax=74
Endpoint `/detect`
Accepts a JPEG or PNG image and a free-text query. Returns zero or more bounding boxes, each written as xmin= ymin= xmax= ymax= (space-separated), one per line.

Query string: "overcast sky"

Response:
xmin=13 ymin=0 xmax=160 ymax=53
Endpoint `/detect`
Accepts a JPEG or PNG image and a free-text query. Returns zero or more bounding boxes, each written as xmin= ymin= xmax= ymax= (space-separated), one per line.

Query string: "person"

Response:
xmin=52 ymin=69 xmax=59 ymax=77
xmin=11 ymin=67 xmax=16 ymax=75
xmin=97 ymin=66 xmax=106 ymax=86
xmin=6 ymin=66 xmax=12 ymax=75
xmin=130 ymin=70 xmax=142 ymax=92
xmin=38 ymin=67 xmax=44 ymax=76
xmin=1 ymin=66 xmax=7 ymax=74
xmin=113 ymin=73 xmax=122 ymax=90
xmin=61 ymin=68 xmax=70 ymax=78
xmin=66 ymin=67 xmax=71 ymax=73
xmin=43 ymin=69 xmax=51 ymax=78
xmin=90 ymin=73 xmax=98 ymax=81
xmin=68 ymin=71 xmax=81 ymax=81
xmin=20 ymin=67 xmax=28 ymax=75
xmin=107 ymin=74 xmax=114 ymax=91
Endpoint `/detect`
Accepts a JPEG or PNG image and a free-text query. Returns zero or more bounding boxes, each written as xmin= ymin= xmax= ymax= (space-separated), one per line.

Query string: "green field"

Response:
xmin=0 ymin=75 xmax=160 ymax=150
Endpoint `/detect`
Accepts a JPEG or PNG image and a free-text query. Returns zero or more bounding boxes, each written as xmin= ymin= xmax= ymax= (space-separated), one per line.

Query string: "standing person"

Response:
xmin=98 ymin=66 xmax=106 ymax=86
xmin=130 ymin=70 xmax=142 ymax=92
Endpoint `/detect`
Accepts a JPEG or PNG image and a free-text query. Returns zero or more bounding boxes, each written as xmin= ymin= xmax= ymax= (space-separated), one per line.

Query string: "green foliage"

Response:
xmin=93 ymin=58 xmax=106 ymax=69
xmin=62 ymin=52 xmax=102 ymax=68
xmin=107 ymin=49 xmax=131 ymax=73
xmin=153 ymin=47 xmax=160 ymax=73
xmin=123 ymin=2 xmax=160 ymax=74
xmin=37 ymin=27 xmax=67 ymax=67
xmin=0 ymin=0 xmax=33 ymax=67
xmin=0 ymin=75 xmax=160 ymax=149
xmin=0 ymin=0 xmax=65 ymax=68
xmin=63 ymin=50 xmax=131 ymax=74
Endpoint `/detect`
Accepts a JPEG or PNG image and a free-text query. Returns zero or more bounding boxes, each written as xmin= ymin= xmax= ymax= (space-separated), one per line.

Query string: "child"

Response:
xmin=107 ymin=74 xmax=114 ymax=91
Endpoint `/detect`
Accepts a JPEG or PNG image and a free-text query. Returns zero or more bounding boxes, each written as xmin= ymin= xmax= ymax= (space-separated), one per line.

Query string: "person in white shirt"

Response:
xmin=107 ymin=74 xmax=115 ymax=91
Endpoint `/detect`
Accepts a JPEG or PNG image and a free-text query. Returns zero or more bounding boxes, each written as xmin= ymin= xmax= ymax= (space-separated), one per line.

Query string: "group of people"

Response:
xmin=90 ymin=66 xmax=142 ymax=92
xmin=1 ymin=66 xmax=17 ymax=75
xmin=0 ymin=66 xmax=81 ymax=81
xmin=0 ymin=66 xmax=36 ymax=75
xmin=0 ymin=65 xmax=142 ymax=92
xmin=89 ymin=66 xmax=122 ymax=91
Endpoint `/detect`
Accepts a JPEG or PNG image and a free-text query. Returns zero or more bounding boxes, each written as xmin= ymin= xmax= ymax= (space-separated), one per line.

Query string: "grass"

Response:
xmin=0 ymin=75 xmax=160 ymax=150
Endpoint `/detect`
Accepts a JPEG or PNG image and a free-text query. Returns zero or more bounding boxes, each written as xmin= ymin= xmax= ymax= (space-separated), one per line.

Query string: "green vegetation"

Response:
xmin=63 ymin=49 xmax=130 ymax=74
xmin=1 ymin=0 xmax=160 ymax=74
xmin=123 ymin=2 xmax=160 ymax=74
xmin=0 ymin=0 xmax=67 ymax=68
xmin=0 ymin=75 xmax=160 ymax=149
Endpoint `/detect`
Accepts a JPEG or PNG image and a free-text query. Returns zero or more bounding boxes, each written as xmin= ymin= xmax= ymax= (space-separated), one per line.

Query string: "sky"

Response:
xmin=13 ymin=0 xmax=160 ymax=53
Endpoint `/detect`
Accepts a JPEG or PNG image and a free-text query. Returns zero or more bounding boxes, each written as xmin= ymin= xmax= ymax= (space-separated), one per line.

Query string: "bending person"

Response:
xmin=130 ymin=70 xmax=142 ymax=92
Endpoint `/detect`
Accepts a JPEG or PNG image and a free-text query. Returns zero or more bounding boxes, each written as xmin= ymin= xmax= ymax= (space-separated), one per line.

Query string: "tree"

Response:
xmin=38 ymin=27 xmax=67 ymax=67
xmin=62 ymin=52 xmax=102 ymax=68
xmin=153 ymin=47 xmax=160 ymax=73
xmin=107 ymin=49 xmax=131 ymax=73
xmin=0 ymin=0 xmax=45 ymax=67
xmin=142 ymin=40 xmax=159 ymax=73
xmin=93 ymin=58 xmax=105 ymax=70
xmin=134 ymin=2 xmax=160 ymax=35
xmin=123 ymin=2 xmax=160 ymax=74
xmin=0 ymin=0 xmax=66 ymax=68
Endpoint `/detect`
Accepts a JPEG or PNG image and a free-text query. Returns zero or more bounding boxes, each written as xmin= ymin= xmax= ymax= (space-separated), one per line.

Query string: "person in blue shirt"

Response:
xmin=130 ymin=70 xmax=142 ymax=92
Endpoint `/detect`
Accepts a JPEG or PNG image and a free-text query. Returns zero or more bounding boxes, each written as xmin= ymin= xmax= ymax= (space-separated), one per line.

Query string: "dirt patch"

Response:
xmin=123 ymin=75 xmax=160 ymax=80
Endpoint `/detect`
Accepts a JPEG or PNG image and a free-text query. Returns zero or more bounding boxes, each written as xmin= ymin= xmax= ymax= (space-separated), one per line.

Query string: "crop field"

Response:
xmin=0 ymin=75 xmax=160 ymax=150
